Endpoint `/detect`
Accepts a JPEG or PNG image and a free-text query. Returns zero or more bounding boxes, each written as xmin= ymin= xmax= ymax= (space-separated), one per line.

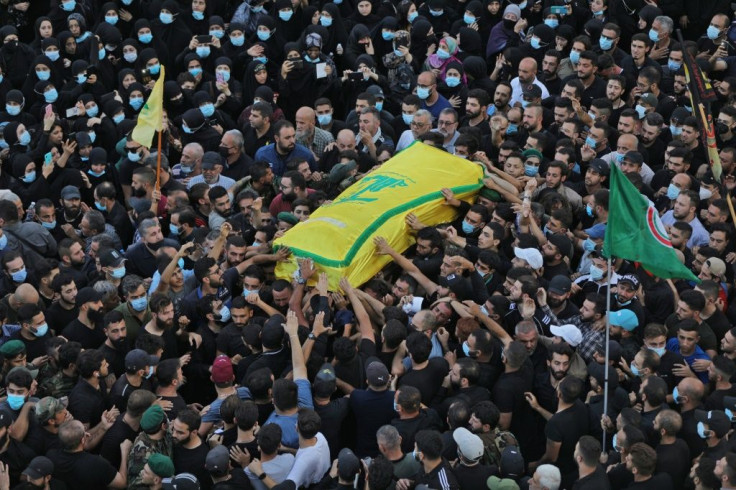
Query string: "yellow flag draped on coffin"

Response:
xmin=274 ymin=143 xmax=484 ymax=289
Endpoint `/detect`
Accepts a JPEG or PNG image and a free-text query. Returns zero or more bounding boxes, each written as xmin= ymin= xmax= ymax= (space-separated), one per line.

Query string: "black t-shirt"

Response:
xmin=174 ymin=441 xmax=210 ymax=489
xmin=546 ymin=400 xmax=590 ymax=486
xmin=398 ymin=357 xmax=449 ymax=406
xmin=108 ymin=375 xmax=152 ymax=412
xmin=228 ymin=439 xmax=260 ymax=468
xmin=391 ymin=410 xmax=444 ymax=454
xmin=46 ymin=450 xmax=117 ymax=490
xmin=492 ymin=367 xmax=539 ymax=460
xmin=572 ymin=465 xmax=611 ymax=490
xmin=68 ymin=379 xmax=108 ymax=427
xmin=655 ymin=439 xmax=690 ymax=490
xmin=46 ymin=303 xmax=79 ymax=336
xmin=314 ymin=397 xmax=350 ymax=460
xmin=61 ymin=319 xmax=106 ymax=350
xmin=349 ymin=388 xmax=397 ymax=458
xmin=160 ymin=393 xmax=188 ymax=420
xmin=99 ymin=343 xmax=126 ymax=378
xmin=99 ymin=416 xmax=137 ymax=470
xmin=216 ymin=324 xmax=251 ymax=358
xmin=623 ymin=473 xmax=674 ymax=490
xmin=23 ymin=423 xmax=60 ymax=456
xmin=453 ymin=462 xmax=496 ymax=490
xmin=10 ymin=332 xmax=53 ymax=362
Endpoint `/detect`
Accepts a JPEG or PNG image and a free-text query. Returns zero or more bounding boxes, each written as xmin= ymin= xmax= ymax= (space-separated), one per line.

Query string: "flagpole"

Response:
xmin=602 ymin=256 xmax=611 ymax=453
xmin=155 ymin=129 xmax=162 ymax=191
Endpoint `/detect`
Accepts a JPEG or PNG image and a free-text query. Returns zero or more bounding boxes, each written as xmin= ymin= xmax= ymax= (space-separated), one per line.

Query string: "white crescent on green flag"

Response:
xmin=131 ymin=65 xmax=165 ymax=148
xmin=602 ymin=163 xmax=699 ymax=282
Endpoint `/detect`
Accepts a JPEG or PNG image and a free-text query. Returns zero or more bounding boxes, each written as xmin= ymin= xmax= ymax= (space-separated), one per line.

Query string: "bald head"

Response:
xmin=13 ymin=284 xmax=39 ymax=308
xmin=336 ymin=129 xmax=356 ymax=151
xmin=519 ymin=58 xmax=538 ymax=84
xmin=295 ymin=107 xmax=316 ymax=136
xmin=679 ymin=377 xmax=704 ymax=400
xmin=418 ymin=71 xmax=437 ymax=87
xmin=672 ymin=172 xmax=692 ymax=190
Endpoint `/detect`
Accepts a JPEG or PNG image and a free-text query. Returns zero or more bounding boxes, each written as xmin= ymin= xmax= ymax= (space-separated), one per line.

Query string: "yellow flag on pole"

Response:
xmin=131 ymin=65 xmax=165 ymax=147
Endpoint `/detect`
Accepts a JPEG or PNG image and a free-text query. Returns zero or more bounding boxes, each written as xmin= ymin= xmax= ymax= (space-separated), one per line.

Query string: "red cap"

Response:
xmin=211 ymin=355 xmax=233 ymax=383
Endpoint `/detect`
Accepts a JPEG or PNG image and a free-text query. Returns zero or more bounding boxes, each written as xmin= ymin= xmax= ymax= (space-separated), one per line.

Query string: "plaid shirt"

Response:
xmin=298 ymin=127 xmax=334 ymax=160
xmin=541 ymin=304 xmax=603 ymax=363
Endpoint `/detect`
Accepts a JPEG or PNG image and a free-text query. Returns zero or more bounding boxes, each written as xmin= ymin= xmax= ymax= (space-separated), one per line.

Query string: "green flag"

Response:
xmin=602 ymin=163 xmax=699 ymax=282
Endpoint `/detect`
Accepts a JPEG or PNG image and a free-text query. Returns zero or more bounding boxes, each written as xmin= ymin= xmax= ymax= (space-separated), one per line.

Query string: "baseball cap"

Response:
xmin=550 ymin=324 xmax=582 ymax=347
xmin=587 ymin=361 xmax=619 ymax=390
xmin=125 ymin=349 xmax=159 ymax=371
xmin=162 ymin=473 xmax=201 ymax=490
xmin=205 ymin=445 xmax=230 ymax=473
xmin=548 ymin=275 xmax=572 ymax=295
xmin=60 ymin=185 xmax=81 ymax=200
xmin=22 ymin=456 xmax=54 ymax=480
xmin=277 ymin=212 xmax=299 ymax=226
xmin=499 ymin=445 xmax=524 ymax=477
xmin=639 ymin=93 xmax=658 ymax=107
xmin=588 ymin=159 xmax=610 ymax=176
xmin=35 ymin=396 xmax=68 ymax=424
xmin=487 ymin=476 xmax=520 ymax=490
xmin=547 ymin=235 xmax=573 ymax=261
xmin=513 ymin=247 xmax=543 ymax=269
xmin=329 ymin=160 xmax=358 ymax=185
xmin=366 ymin=85 xmax=385 ymax=100
xmin=211 ymin=355 xmax=234 ymax=383
xmin=522 ymin=85 xmax=542 ymax=99
xmin=585 ymin=223 xmax=607 ymax=240
xmin=201 ymin=151 xmax=223 ymax=170
xmin=695 ymin=409 xmax=731 ymax=438
xmin=337 ymin=448 xmax=360 ymax=480
xmin=148 ymin=453 xmax=175 ymax=478
xmin=313 ymin=362 xmax=336 ymax=397
xmin=623 ymin=151 xmax=644 ymax=166
xmin=439 ymin=273 xmax=474 ymax=301
xmin=596 ymin=340 xmax=622 ymax=363
xmin=705 ymin=257 xmax=727 ymax=279
xmin=618 ymin=274 xmax=640 ymax=289
xmin=0 ymin=340 xmax=25 ymax=357
xmin=99 ymin=249 xmax=125 ymax=268
xmin=671 ymin=107 xmax=690 ymax=124
xmin=366 ymin=361 xmax=389 ymax=387
xmin=453 ymin=427 xmax=484 ymax=461
xmin=140 ymin=405 xmax=166 ymax=432
xmin=75 ymin=287 xmax=103 ymax=308
xmin=609 ymin=309 xmax=639 ymax=331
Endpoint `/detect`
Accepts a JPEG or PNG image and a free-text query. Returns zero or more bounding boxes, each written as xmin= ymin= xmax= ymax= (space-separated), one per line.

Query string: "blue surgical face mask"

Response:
xmin=612 ymin=433 xmax=619 ymax=452
xmin=182 ymin=124 xmax=194 ymax=134
xmin=382 ymin=31 xmax=395 ymax=41
xmin=45 ymin=50 xmax=60 ymax=62
xmin=113 ymin=113 xmax=125 ymax=124
xmin=648 ymin=29 xmax=659 ymax=43
xmin=148 ymin=63 xmax=161 ymax=75
xmin=210 ymin=29 xmax=225 ymax=39
xmin=86 ymin=105 xmax=98 ymax=117
xmin=230 ymin=35 xmax=245 ymax=46
xmin=41 ymin=220 xmax=56 ymax=229
xmin=278 ymin=10 xmax=293 ymax=21
xmin=19 ymin=131 xmax=31 ymax=146
xmin=445 ymin=76 xmax=460 ymax=87
xmin=649 ymin=346 xmax=666 ymax=357
xmin=6 ymin=104 xmax=20 ymax=116
xmin=583 ymin=238 xmax=597 ymax=253
xmin=584 ymin=136 xmax=597 ymax=149
xmin=402 ymin=113 xmax=413 ymax=125
xmin=196 ymin=46 xmax=210 ymax=58
xmin=130 ymin=296 xmax=148 ymax=312
xmin=589 ymin=264 xmax=604 ymax=280
xmin=218 ymin=306 xmax=231 ymax=322
xmin=436 ymin=48 xmax=451 ymax=59
xmin=317 ymin=113 xmax=332 ymax=126
xmin=506 ymin=123 xmax=518 ymax=135
xmin=544 ymin=18 xmax=558 ymax=29
xmin=189 ymin=67 xmax=203 ymax=77
xmin=521 ymin=99 xmax=530 ymax=108
xmin=0 ymin=234 xmax=6 ymax=250
xmin=192 ymin=10 xmax=205 ymax=20
xmin=672 ymin=386 xmax=682 ymax=403
xmin=430 ymin=9 xmax=443 ymax=16
xmin=145 ymin=365 xmax=154 ymax=378
xmin=88 ymin=131 xmax=96 ymax=143
xmin=524 ymin=164 xmax=538 ymax=177
xmin=375 ymin=101 xmax=383 ymax=112
xmin=169 ymin=223 xmax=180 ymax=235
xmin=95 ymin=201 xmax=106 ymax=211
xmin=216 ymin=69 xmax=230 ymax=82
xmin=417 ymin=87 xmax=430 ymax=99
xmin=33 ymin=323 xmax=48 ymax=337
xmin=593 ymin=9 xmax=604 ymax=15
xmin=697 ymin=421 xmax=709 ymax=439
xmin=254 ymin=56 xmax=267 ymax=64
xmin=61 ymin=0 xmax=75 ymax=11
xmin=11 ymin=267 xmax=27 ymax=282
xmin=127 ymin=150 xmax=141 ymax=162
xmin=110 ymin=266 xmax=126 ymax=278
xmin=105 ymin=15 xmax=118 ymax=25
xmin=6 ymin=394 xmax=24 ymax=410
xmin=519 ymin=0 xmax=527 ymax=8
xmin=257 ymin=30 xmax=271 ymax=41
xmin=304 ymin=54 xmax=319 ymax=63
xmin=668 ymin=60 xmax=682 ymax=72
xmin=569 ymin=50 xmax=580 ymax=64
xmin=586 ymin=203 xmax=594 ymax=217
xmin=408 ymin=11 xmax=418 ymax=22
xmin=130 ymin=97 xmax=144 ymax=110
xmin=200 ymin=103 xmax=215 ymax=118
xmin=635 ymin=104 xmax=646 ymax=119
xmin=394 ymin=48 xmax=403 ymax=56
xmin=670 ymin=124 xmax=682 ymax=136
xmin=44 ymin=89 xmax=58 ymax=103
xmin=630 ymin=364 xmax=640 ymax=376
xmin=599 ymin=37 xmax=613 ymax=51
xmin=464 ymin=14 xmax=475 ymax=25
xmin=76 ymin=73 xmax=87 ymax=84
xmin=76 ymin=32 xmax=90 ymax=43
xmin=88 ymin=169 xmax=105 ymax=177
xmin=461 ymin=220 xmax=475 ymax=234
xmin=98 ymin=47 xmax=106 ymax=60
xmin=252 ymin=5 xmax=265 ymax=13
xmin=667 ymin=183 xmax=680 ymax=200
xmin=462 ymin=341 xmax=472 ymax=357
xmin=139 ymin=33 xmax=153 ymax=44
xmin=708 ymin=25 xmax=721 ymax=40
xmin=36 ymin=70 xmax=50 ymax=81
xmin=616 ymin=294 xmax=631 ymax=306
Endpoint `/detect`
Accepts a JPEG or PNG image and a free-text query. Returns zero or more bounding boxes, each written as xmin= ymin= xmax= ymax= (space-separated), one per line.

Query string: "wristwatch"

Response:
xmin=258 ymin=472 xmax=267 ymax=480
xmin=308 ymin=332 xmax=317 ymax=341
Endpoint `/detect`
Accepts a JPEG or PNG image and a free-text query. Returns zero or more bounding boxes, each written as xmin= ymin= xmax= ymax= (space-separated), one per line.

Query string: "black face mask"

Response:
xmin=132 ymin=186 xmax=147 ymax=198
xmin=88 ymin=308 xmax=104 ymax=323
xmin=148 ymin=238 xmax=164 ymax=251
xmin=503 ymin=18 xmax=516 ymax=30
xmin=426 ymin=34 xmax=438 ymax=46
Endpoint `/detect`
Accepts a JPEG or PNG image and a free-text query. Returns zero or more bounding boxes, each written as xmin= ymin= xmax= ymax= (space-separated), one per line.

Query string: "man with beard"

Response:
xmin=93 ymin=182 xmax=134 ymax=248
xmin=255 ymin=120 xmax=316 ymax=177
xmin=215 ymin=296 xmax=255 ymax=364
xmin=124 ymin=219 xmax=167 ymax=279
xmin=207 ymin=186 xmax=233 ymax=230
xmin=432 ymin=108 xmax=460 ymax=154
xmin=541 ymin=276 xmax=578 ymax=319
xmin=460 ymin=89 xmax=491 ymax=137
xmin=171 ymin=409 xmax=209 ymax=486
xmin=268 ymin=171 xmax=314 ymax=216
xmin=109 ymin=349 xmax=157 ymax=414
xmin=155 ymin=359 xmax=188 ymax=421
xmin=542 ymin=51 xmax=562 ymax=97
xmin=46 ymin=274 xmax=78 ymax=336
xmin=295 ymin=106 xmax=334 ymax=163
xmin=541 ymin=292 xmax=605 ymax=364
xmin=57 ymin=185 xmax=84 ymax=233
xmin=57 ymin=238 xmax=90 ymax=289
xmin=12 ymin=304 xmax=53 ymax=364
xmin=525 ymin=342 xmax=573 ymax=424
xmin=61 ymin=287 xmax=106 ymax=350
xmin=100 ymin=311 xmax=129 ymax=378
xmin=434 ymin=358 xmax=491 ymax=422
xmin=187 ymin=152 xmax=237 ymax=194
xmin=142 ymin=294 xmax=181 ymax=360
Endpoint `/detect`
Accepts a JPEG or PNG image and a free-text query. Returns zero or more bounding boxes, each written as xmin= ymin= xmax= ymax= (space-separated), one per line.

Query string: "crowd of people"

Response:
xmin=0 ymin=0 xmax=735 ymax=489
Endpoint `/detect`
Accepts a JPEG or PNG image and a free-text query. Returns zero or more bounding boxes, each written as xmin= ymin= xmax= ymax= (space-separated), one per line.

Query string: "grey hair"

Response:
xmin=0 ymin=190 xmax=20 ymax=203
xmin=138 ymin=218 xmax=159 ymax=237
xmin=226 ymin=129 xmax=244 ymax=150
xmin=413 ymin=109 xmax=433 ymax=123
xmin=654 ymin=16 xmax=674 ymax=33
xmin=93 ymin=280 xmax=119 ymax=301
xmin=376 ymin=425 xmax=401 ymax=449
xmin=183 ymin=142 xmax=204 ymax=160
xmin=536 ymin=465 xmax=561 ymax=490
xmin=121 ymin=274 xmax=144 ymax=296
xmin=145 ymin=152 xmax=170 ymax=171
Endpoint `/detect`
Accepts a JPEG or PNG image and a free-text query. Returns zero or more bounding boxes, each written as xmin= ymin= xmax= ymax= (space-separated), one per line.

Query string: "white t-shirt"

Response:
xmin=285 ymin=433 xmax=331 ymax=487
xmin=245 ymin=453 xmax=295 ymax=490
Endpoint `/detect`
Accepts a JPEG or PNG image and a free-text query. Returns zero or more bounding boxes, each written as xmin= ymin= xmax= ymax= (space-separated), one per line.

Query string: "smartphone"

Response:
xmin=550 ymin=5 xmax=566 ymax=13
xmin=44 ymin=152 xmax=52 ymax=165
xmin=196 ymin=34 xmax=211 ymax=45
xmin=66 ymin=107 xmax=79 ymax=118
xmin=348 ymin=72 xmax=363 ymax=81
xmin=216 ymin=71 xmax=224 ymax=84
xmin=45 ymin=104 xmax=53 ymax=117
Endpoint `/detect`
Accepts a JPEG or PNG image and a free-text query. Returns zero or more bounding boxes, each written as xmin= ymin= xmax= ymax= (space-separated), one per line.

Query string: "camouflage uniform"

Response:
xmin=126 ymin=430 xmax=173 ymax=490
xmin=38 ymin=371 xmax=77 ymax=399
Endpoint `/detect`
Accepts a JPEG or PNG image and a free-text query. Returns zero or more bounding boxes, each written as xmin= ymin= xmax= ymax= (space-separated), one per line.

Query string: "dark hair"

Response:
xmin=297 ymin=408 xmax=321 ymax=439
xmin=257 ymin=423 xmax=282 ymax=455
xmin=175 ymin=408 xmax=201 ymax=432
xmin=235 ymin=400 xmax=259 ymax=431
xmin=272 ymin=378 xmax=298 ymax=411
xmin=406 ymin=332 xmax=432 ymax=364
xmin=471 ymin=401 xmax=500 ymax=429
xmin=415 ymin=430 xmax=443 ymax=459
xmin=76 ymin=349 xmax=104 ymax=378
xmin=156 ymin=358 xmax=181 ymax=387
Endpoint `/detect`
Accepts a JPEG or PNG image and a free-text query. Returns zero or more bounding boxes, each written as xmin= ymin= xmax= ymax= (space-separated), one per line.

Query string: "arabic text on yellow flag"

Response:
xmin=131 ymin=65 xmax=165 ymax=148
xmin=274 ymin=143 xmax=484 ymax=290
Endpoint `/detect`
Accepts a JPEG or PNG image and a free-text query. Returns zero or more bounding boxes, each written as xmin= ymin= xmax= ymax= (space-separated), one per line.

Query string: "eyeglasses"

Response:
xmin=410 ymin=121 xmax=426 ymax=128
xmin=437 ymin=120 xmax=456 ymax=126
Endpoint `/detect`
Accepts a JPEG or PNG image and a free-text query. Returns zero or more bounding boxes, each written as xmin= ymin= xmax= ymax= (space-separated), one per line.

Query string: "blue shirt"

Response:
xmin=264 ymin=379 xmax=313 ymax=448
xmin=421 ymin=95 xmax=452 ymax=120
xmin=254 ymin=143 xmax=316 ymax=177
xmin=666 ymin=338 xmax=710 ymax=384
xmin=201 ymin=386 xmax=253 ymax=423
